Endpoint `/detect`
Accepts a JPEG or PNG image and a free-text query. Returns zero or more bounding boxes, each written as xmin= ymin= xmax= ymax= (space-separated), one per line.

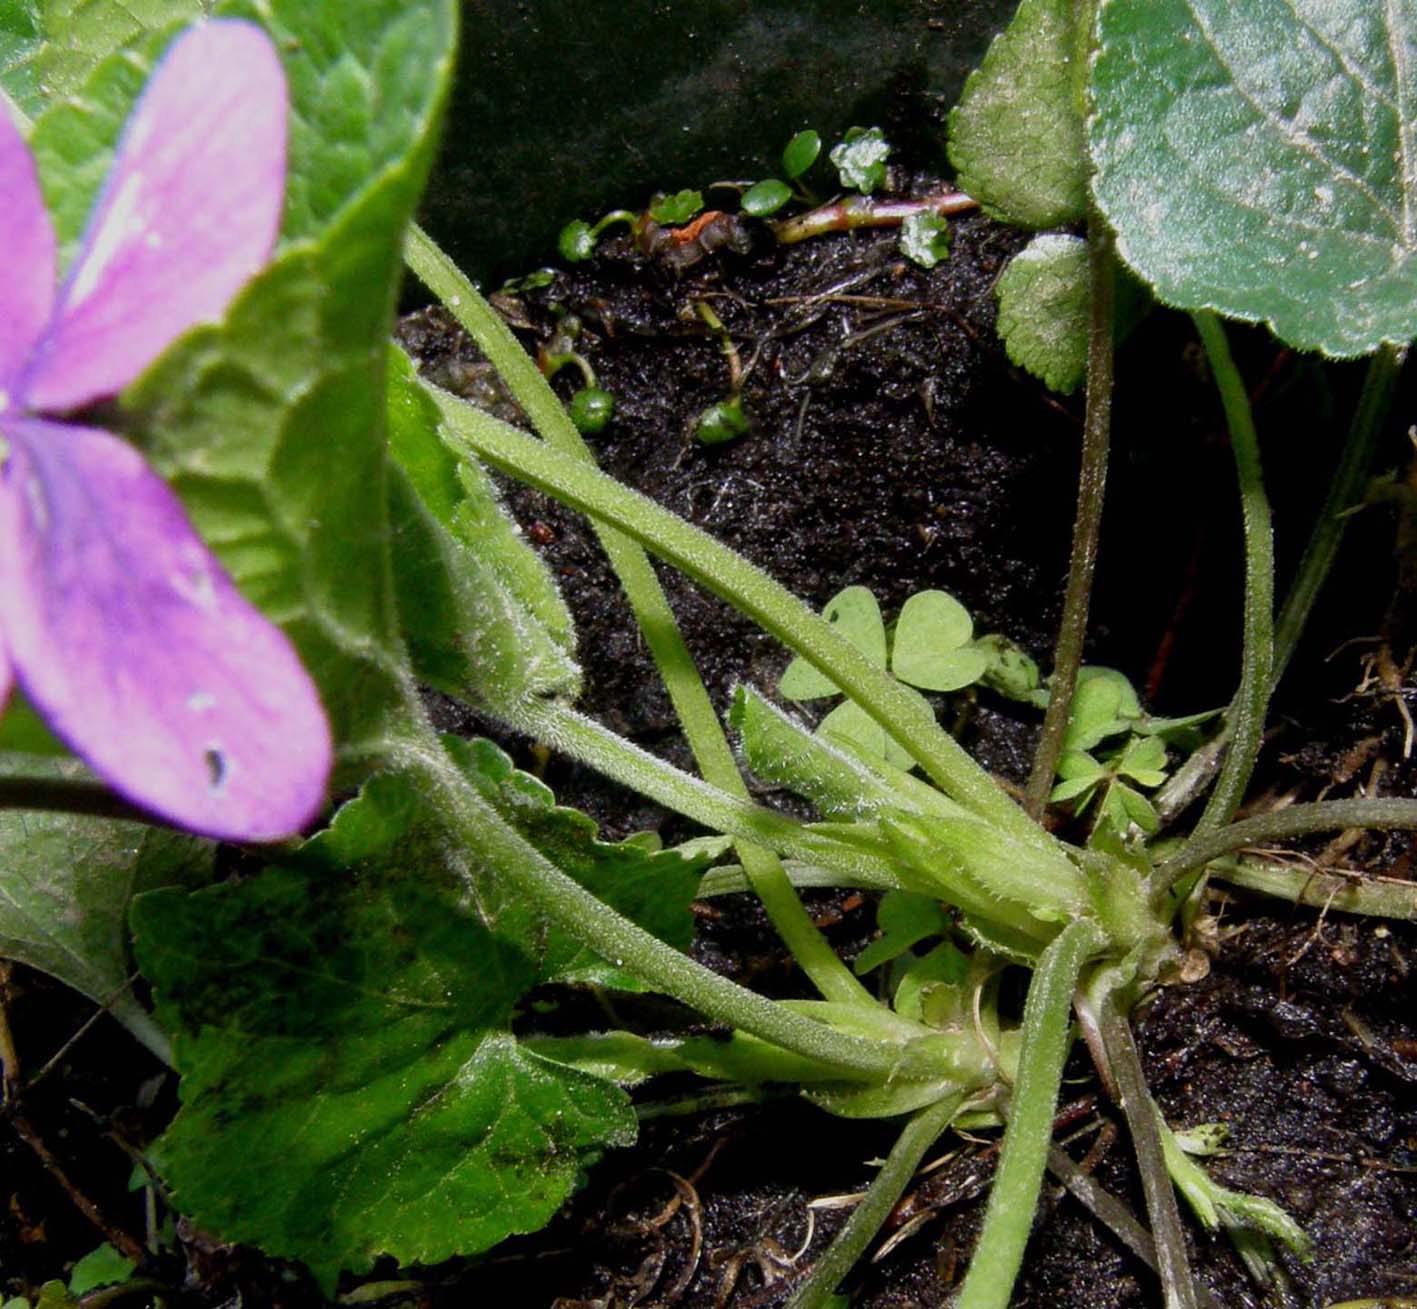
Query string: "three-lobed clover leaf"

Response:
xmin=0 ymin=20 xmax=331 ymax=841
xmin=777 ymin=586 xmax=991 ymax=767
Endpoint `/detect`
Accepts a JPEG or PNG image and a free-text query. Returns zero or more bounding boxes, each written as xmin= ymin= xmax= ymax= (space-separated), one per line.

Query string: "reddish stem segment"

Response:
xmin=772 ymin=190 xmax=979 ymax=244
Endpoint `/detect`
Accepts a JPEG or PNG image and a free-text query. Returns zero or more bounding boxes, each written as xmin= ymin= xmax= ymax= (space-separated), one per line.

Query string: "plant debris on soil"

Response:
xmin=5 ymin=174 xmax=1417 ymax=1309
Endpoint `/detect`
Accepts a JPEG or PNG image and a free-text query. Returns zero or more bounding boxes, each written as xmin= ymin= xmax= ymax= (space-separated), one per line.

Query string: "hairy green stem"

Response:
xmin=1210 ymin=856 xmax=1417 ymax=919
xmin=430 ymin=387 xmax=1056 ymax=861
xmin=785 ymin=1093 xmax=966 ymax=1309
xmin=1152 ymin=796 xmax=1417 ymax=895
xmin=1156 ymin=345 xmax=1405 ymax=826
xmin=698 ymin=860 xmax=902 ymax=896
xmin=1025 ymin=216 xmax=1117 ymax=816
xmin=407 ymin=742 xmax=911 ymax=1081
xmin=406 ymin=224 xmax=870 ymax=1007
xmin=1189 ymin=312 xmax=1274 ymax=836
xmin=954 ymin=919 xmax=1101 ymax=1309
xmin=1097 ymin=997 xmax=1199 ymax=1309
xmin=511 ymin=698 xmax=904 ymax=886
xmin=1274 ymin=343 xmax=1406 ymax=681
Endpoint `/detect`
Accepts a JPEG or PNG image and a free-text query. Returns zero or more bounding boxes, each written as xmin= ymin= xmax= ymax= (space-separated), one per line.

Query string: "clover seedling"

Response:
xmin=891 ymin=590 xmax=990 ymax=691
xmin=778 ymin=586 xmax=992 ymax=765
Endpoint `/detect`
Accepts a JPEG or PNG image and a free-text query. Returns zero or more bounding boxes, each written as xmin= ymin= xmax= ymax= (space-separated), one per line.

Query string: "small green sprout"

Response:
xmin=830 ymin=125 xmax=891 ymax=194
xmin=778 ymin=586 xmax=993 ymax=765
xmin=568 ymin=386 xmax=615 ymax=434
xmin=1052 ymin=734 xmax=1169 ymax=836
xmin=1045 ymin=667 xmax=1217 ymax=839
xmin=900 ymin=210 xmax=951 ymax=269
xmin=557 ymin=219 xmax=596 ymax=262
xmin=2 ymin=1240 xmax=141 ymax=1308
xmin=782 ymin=128 xmax=822 ymax=180
xmin=540 ymin=314 xmax=616 ymax=434
xmin=556 ymin=208 xmax=638 ymax=262
xmin=648 ymin=189 xmax=704 ymax=225
xmin=739 ymin=131 xmax=824 ymax=217
xmin=694 ymin=396 xmax=750 ymax=445
xmin=742 ymin=177 xmax=793 ymax=217
xmin=498 ymin=267 xmax=557 ymax=294
xmin=974 ymin=633 xmax=1044 ymax=704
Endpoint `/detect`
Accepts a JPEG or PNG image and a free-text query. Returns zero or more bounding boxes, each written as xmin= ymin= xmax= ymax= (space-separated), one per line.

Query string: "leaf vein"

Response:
xmin=1185 ymin=0 xmax=1404 ymax=241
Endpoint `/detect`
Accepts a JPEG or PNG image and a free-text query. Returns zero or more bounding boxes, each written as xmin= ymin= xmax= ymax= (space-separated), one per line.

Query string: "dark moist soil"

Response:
xmin=5 ymin=180 xmax=1417 ymax=1309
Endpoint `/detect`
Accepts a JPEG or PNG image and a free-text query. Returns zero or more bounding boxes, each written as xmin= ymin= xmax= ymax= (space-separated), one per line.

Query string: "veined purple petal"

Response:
xmin=0 ymin=105 xmax=55 ymax=388
xmin=21 ymin=21 xmax=287 ymax=414
xmin=0 ymin=417 xmax=331 ymax=841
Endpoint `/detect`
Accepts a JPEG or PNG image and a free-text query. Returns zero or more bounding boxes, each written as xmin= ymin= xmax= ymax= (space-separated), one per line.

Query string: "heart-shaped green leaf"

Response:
xmin=891 ymin=590 xmax=988 ymax=692
xmin=779 ymin=585 xmax=887 ymax=699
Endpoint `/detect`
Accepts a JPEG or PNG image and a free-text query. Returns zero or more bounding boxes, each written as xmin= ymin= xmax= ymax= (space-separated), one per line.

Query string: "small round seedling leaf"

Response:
xmin=742 ymin=177 xmax=793 ymax=217
xmin=782 ymin=129 xmax=822 ymax=180
xmin=900 ymin=211 xmax=951 ymax=269
xmin=557 ymin=219 xmax=596 ymax=262
xmin=891 ymin=590 xmax=988 ymax=691
xmin=569 ymin=387 xmax=614 ymax=434
xmin=649 ymin=189 xmax=704 ymax=225
xmin=946 ymin=0 xmax=1088 ymax=229
xmin=830 ymin=126 xmax=890 ymax=194
xmin=779 ymin=586 xmax=886 ymax=700
xmin=694 ymin=396 xmax=750 ymax=445
xmin=1092 ymin=0 xmax=1417 ymax=357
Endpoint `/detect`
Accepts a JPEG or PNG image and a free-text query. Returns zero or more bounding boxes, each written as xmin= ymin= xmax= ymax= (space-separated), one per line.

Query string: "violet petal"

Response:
xmin=22 ymin=21 xmax=287 ymax=413
xmin=0 ymin=104 xmax=56 ymax=388
xmin=0 ymin=416 xmax=331 ymax=841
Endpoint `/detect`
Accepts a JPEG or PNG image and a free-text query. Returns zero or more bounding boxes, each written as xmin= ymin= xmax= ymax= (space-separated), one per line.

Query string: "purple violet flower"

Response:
xmin=0 ymin=21 xmax=332 ymax=842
